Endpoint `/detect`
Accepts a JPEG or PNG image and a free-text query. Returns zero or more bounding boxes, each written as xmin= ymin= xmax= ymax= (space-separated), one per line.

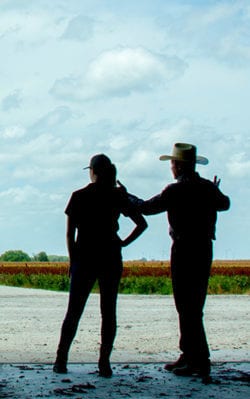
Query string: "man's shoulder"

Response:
xmin=197 ymin=175 xmax=217 ymax=189
xmin=181 ymin=173 xmax=215 ymax=188
xmin=159 ymin=182 xmax=177 ymax=198
xmin=162 ymin=181 xmax=178 ymax=192
xmin=161 ymin=174 xmax=215 ymax=194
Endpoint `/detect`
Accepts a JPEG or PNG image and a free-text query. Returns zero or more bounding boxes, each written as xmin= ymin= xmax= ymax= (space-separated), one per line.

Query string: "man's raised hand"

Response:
xmin=213 ymin=175 xmax=221 ymax=187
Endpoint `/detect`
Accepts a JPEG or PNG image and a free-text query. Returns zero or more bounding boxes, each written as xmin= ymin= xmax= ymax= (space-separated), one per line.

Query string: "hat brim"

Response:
xmin=159 ymin=155 xmax=209 ymax=165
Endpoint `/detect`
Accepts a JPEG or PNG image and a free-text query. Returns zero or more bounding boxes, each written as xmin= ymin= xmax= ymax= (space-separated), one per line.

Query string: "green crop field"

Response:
xmin=0 ymin=260 xmax=249 ymax=294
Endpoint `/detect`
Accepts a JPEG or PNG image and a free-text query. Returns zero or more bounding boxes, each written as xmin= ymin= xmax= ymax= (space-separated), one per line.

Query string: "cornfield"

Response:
xmin=0 ymin=260 xmax=249 ymax=277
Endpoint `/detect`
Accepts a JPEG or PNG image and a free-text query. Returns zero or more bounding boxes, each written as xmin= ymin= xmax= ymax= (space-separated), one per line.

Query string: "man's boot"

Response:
xmin=164 ymin=354 xmax=186 ymax=371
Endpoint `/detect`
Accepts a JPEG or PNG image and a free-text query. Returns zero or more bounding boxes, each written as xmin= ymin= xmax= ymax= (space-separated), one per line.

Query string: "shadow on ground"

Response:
xmin=0 ymin=362 xmax=249 ymax=399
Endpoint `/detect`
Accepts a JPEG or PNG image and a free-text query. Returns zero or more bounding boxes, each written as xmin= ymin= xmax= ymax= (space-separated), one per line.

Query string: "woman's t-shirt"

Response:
xmin=65 ymin=183 xmax=137 ymax=258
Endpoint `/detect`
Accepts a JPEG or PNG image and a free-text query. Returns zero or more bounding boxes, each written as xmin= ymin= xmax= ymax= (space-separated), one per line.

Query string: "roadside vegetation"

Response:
xmin=0 ymin=260 xmax=249 ymax=295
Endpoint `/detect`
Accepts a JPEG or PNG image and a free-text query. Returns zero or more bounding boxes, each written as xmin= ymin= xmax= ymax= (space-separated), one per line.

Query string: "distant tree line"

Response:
xmin=0 ymin=250 xmax=69 ymax=262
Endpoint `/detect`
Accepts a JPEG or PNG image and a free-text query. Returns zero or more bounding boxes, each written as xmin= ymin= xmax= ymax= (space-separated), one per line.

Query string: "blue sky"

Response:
xmin=0 ymin=0 xmax=249 ymax=260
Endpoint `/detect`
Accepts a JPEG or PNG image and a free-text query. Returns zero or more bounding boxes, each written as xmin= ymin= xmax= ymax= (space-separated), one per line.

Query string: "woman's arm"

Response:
xmin=66 ymin=216 xmax=77 ymax=264
xmin=120 ymin=213 xmax=148 ymax=247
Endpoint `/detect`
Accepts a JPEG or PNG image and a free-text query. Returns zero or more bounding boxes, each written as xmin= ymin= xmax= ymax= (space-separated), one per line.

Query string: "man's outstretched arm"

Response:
xmin=117 ymin=180 xmax=167 ymax=215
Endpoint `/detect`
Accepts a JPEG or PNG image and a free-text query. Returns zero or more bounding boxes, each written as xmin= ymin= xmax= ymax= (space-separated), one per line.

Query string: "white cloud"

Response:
xmin=150 ymin=119 xmax=195 ymax=151
xmin=0 ymin=185 xmax=43 ymax=205
xmin=120 ymin=148 xmax=160 ymax=178
xmin=1 ymin=90 xmax=22 ymax=111
xmin=0 ymin=125 xmax=26 ymax=139
xmin=61 ymin=15 xmax=95 ymax=41
xmin=22 ymin=133 xmax=62 ymax=155
xmin=109 ymin=135 xmax=133 ymax=150
xmin=0 ymin=9 xmax=63 ymax=44
xmin=186 ymin=3 xmax=239 ymax=29
xmin=227 ymin=152 xmax=250 ymax=177
xmin=86 ymin=47 xmax=180 ymax=94
xmin=49 ymin=76 xmax=82 ymax=101
xmin=31 ymin=106 xmax=72 ymax=133
xmin=0 ymin=185 xmax=65 ymax=228
xmin=0 ymin=128 xmax=86 ymax=185
xmin=161 ymin=2 xmax=250 ymax=66
xmin=0 ymin=0 xmax=248 ymax=259
xmin=50 ymin=47 xmax=186 ymax=100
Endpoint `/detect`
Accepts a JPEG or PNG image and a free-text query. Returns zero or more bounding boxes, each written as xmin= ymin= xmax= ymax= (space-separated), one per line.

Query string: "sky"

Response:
xmin=0 ymin=0 xmax=249 ymax=260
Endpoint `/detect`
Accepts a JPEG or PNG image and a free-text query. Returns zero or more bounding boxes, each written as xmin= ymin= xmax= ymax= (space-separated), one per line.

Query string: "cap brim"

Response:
xmin=83 ymin=166 xmax=91 ymax=170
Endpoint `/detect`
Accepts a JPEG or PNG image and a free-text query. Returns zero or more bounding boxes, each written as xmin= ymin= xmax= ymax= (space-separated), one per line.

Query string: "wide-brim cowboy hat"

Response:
xmin=159 ymin=143 xmax=208 ymax=165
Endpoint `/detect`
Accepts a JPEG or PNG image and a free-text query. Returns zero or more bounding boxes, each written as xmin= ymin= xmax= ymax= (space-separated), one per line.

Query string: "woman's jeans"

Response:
xmin=56 ymin=257 xmax=123 ymax=363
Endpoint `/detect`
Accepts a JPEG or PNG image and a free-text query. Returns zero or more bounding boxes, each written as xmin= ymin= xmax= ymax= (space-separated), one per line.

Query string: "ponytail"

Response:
xmin=95 ymin=163 xmax=116 ymax=187
xmin=89 ymin=154 xmax=117 ymax=187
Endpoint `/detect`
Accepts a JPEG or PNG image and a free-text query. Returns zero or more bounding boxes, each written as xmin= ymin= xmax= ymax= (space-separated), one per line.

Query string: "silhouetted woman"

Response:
xmin=53 ymin=154 xmax=147 ymax=377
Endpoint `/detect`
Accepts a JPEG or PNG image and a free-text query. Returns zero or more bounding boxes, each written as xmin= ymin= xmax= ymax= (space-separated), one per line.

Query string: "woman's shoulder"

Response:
xmin=112 ymin=186 xmax=127 ymax=198
xmin=71 ymin=183 xmax=95 ymax=197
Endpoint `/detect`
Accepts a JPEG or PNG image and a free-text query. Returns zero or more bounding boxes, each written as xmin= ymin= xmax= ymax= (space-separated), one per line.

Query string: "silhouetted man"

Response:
xmin=120 ymin=143 xmax=230 ymax=378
